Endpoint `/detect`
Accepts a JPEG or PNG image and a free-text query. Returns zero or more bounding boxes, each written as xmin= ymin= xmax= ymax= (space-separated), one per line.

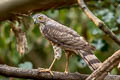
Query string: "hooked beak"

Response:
xmin=32 ymin=15 xmax=39 ymax=24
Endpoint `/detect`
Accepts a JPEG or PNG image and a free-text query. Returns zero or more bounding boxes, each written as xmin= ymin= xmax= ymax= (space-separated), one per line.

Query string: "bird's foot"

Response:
xmin=38 ymin=68 xmax=54 ymax=76
xmin=64 ymin=70 xmax=69 ymax=75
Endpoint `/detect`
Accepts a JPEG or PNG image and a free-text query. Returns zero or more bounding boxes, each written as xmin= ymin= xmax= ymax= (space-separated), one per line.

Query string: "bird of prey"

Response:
xmin=32 ymin=13 xmax=101 ymax=75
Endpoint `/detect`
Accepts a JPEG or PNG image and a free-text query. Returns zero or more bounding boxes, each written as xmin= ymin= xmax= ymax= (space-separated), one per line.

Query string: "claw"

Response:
xmin=37 ymin=58 xmax=56 ymax=76
xmin=38 ymin=68 xmax=54 ymax=76
xmin=64 ymin=70 xmax=69 ymax=75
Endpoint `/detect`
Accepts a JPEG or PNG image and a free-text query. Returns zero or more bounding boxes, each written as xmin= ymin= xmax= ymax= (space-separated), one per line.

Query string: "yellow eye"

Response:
xmin=39 ymin=17 xmax=43 ymax=20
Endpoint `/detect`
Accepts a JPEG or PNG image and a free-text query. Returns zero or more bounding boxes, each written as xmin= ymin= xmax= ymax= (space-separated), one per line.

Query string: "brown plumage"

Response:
xmin=32 ymin=13 xmax=102 ymax=74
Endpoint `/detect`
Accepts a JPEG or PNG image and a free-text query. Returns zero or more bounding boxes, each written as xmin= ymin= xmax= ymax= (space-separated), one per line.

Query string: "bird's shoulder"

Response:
xmin=45 ymin=20 xmax=79 ymax=37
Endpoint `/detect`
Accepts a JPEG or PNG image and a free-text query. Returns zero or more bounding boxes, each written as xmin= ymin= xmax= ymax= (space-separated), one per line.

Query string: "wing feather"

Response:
xmin=42 ymin=24 xmax=94 ymax=51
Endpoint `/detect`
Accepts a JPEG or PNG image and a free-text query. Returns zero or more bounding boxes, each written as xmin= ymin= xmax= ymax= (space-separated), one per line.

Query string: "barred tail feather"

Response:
xmin=76 ymin=50 xmax=101 ymax=71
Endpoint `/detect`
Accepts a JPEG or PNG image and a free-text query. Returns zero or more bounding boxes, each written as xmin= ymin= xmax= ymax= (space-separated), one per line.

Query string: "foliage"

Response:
xmin=0 ymin=0 xmax=120 ymax=79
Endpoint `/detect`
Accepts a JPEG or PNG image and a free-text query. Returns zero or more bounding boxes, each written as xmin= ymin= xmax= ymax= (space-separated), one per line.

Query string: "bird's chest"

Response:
xmin=39 ymin=24 xmax=52 ymax=42
xmin=39 ymin=24 xmax=46 ymax=36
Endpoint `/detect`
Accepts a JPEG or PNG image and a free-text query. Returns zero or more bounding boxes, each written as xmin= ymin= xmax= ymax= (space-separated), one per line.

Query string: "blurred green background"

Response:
xmin=0 ymin=0 xmax=120 ymax=80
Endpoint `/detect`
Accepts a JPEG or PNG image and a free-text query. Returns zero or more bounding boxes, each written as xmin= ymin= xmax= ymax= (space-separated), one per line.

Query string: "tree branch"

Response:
xmin=0 ymin=0 xmax=78 ymax=21
xmin=0 ymin=65 xmax=87 ymax=80
xmin=77 ymin=0 xmax=120 ymax=46
xmin=0 ymin=64 xmax=119 ymax=80
xmin=86 ymin=49 xmax=120 ymax=80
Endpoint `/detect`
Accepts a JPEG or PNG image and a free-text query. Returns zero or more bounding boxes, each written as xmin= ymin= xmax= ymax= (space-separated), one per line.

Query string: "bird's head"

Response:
xmin=32 ymin=13 xmax=48 ymax=24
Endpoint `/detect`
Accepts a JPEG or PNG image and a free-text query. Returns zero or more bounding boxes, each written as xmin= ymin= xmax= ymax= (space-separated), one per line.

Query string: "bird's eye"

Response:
xmin=39 ymin=17 xmax=43 ymax=20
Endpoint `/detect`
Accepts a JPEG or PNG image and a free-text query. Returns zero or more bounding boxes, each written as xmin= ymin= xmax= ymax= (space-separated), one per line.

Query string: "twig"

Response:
xmin=86 ymin=49 xmax=120 ymax=80
xmin=77 ymin=0 xmax=120 ymax=46
xmin=0 ymin=65 xmax=120 ymax=80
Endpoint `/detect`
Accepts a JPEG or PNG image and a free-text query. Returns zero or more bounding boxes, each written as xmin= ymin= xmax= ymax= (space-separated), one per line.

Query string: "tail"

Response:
xmin=76 ymin=50 xmax=102 ymax=71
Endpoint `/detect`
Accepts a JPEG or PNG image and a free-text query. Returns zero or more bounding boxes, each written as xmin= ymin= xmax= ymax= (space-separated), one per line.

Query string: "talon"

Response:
xmin=38 ymin=67 xmax=45 ymax=70
xmin=49 ymin=70 xmax=54 ymax=76
xmin=37 ymin=58 xmax=56 ymax=76
xmin=64 ymin=70 xmax=69 ymax=75
xmin=38 ymin=68 xmax=54 ymax=76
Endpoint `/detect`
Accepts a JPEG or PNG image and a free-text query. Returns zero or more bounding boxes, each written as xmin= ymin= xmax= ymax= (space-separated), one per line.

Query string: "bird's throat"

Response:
xmin=39 ymin=23 xmax=45 ymax=34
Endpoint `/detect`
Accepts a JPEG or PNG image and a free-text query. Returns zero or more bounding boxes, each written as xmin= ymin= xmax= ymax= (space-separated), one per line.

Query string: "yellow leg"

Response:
xmin=48 ymin=58 xmax=56 ymax=70
xmin=39 ymin=58 xmax=56 ymax=76
xmin=64 ymin=52 xmax=72 ymax=74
